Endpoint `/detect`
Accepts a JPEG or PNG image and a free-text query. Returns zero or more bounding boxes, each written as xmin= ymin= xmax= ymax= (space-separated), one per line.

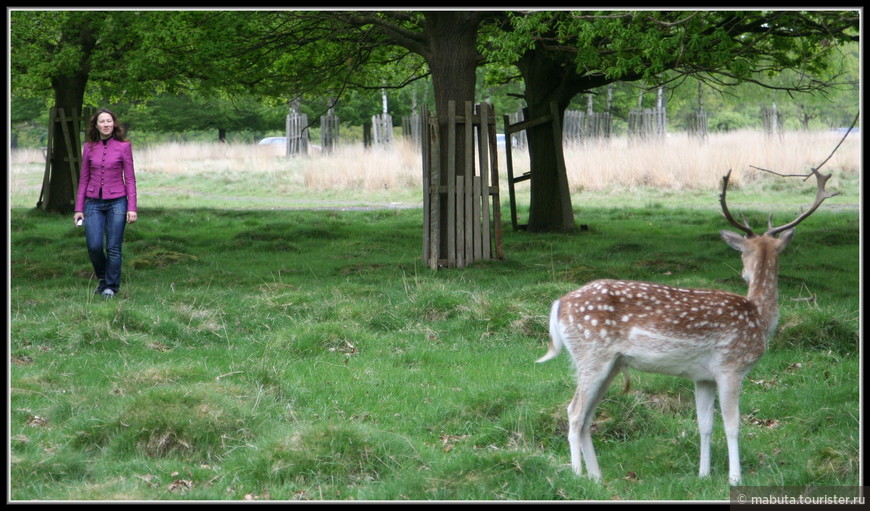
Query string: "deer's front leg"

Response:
xmin=694 ymin=380 xmax=716 ymax=478
xmin=717 ymin=372 xmax=745 ymax=485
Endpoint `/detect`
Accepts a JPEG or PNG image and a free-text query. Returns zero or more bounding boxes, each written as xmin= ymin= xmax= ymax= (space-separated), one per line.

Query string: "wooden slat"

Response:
xmin=428 ymin=113 xmax=441 ymax=269
xmin=476 ymin=207 xmax=483 ymax=261
xmin=478 ymin=103 xmax=491 ymax=260
xmin=38 ymin=107 xmax=56 ymax=209
xmin=446 ymin=100 xmax=457 ymax=268
xmin=421 ymin=105 xmax=431 ymax=264
xmin=505 ymin=114 xmax=552 ymax=134
xmin=502 ymin=113 xmax=518 ymax=230
xmin=463 ymin=101 xmax=474 ymax=266
xmin=488 ymin=112 xmax=504 ymax=260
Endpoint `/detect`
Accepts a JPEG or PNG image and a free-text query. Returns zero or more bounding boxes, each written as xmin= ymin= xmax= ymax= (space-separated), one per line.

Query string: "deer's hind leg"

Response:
xmin=567 ymin=356 xmax=623 ymax=481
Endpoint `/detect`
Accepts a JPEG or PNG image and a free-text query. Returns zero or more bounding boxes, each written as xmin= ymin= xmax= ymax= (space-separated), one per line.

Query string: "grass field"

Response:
xmin=8 ymin=130 xmax=861 ymax=501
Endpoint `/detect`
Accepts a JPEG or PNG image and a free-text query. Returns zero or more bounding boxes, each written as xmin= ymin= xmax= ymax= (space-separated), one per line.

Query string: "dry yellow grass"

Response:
xmin=133 ymin=139 xmax=423 ymax=192
xmin=300 ymin=142 xmax=422 ymax=191
xmin=560 ymin=130 xmax=860 ymax=192
xmin=9 ymin=129 xmax=859 ymax=197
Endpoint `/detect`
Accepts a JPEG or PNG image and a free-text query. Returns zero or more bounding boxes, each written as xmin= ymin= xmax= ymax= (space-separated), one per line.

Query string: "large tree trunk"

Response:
xmin=523 ymin=101 xmax=574 ymax=232
xmin=42 ymin=76 xmax=89 ymax=214
xmin=516 ymin=49 xmax=577 ymax=232
xmin=517 ymin=45 xmax=611 ymax=232
xmin=423 ymin=12 xmax=480 ymax=116
xmin=420 ymin=12 xmax=485 ymax=261
xmin=41 ymin=17 xmax=94 ymax=214
xmin=422 ymin=11 xmax=481 ymax=172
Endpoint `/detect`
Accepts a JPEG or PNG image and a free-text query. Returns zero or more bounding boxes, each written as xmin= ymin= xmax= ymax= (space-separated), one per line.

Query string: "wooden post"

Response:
xmin=478 ymin=102 xmax=492 ymax=260
xmin=38 ymin=108 xmax=56 ymax=209
xmin=447 ymin=101 xmax=457 ymax=268
xmin=486 ymin=104 xmax=503 ymax=260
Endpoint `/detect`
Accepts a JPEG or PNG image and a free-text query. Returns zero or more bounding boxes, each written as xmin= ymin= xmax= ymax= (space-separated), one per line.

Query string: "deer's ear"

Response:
xmin=775 ymin=228 xmax=795 ymax=252
xmin=720 ymin=230 xmax=747 ymax=252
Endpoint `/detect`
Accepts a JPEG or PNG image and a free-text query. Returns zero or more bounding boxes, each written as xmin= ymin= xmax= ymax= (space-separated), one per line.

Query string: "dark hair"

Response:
xmin=85 ymin=108 xmax=128 ymax=144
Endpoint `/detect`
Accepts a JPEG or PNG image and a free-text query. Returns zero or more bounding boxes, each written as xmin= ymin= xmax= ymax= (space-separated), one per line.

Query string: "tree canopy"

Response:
xmin=479 ymin=10 xmax=859 ymax=230
xmin=10 ymin=9 xmax=860 ymax=222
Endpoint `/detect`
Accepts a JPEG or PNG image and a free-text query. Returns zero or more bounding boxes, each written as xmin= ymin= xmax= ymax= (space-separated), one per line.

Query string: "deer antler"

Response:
xmin=760 ymin=167 xmax=839 ymax=236
xmin=719 ymin=169 xmax=756 ymax=236
xmin=721 ymin=112 xmax=854 ymax=237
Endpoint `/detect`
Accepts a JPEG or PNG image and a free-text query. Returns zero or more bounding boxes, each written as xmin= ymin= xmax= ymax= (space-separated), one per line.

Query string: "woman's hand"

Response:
xmin=127 ymin=211 xmax=138 ymax=224
xmin=73 ymin=212 xmax=84 ymax=226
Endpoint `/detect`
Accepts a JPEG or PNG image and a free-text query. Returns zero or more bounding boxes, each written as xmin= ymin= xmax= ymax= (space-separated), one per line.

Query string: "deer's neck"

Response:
xmin=746 ymin=256 xmax=781 ymax=339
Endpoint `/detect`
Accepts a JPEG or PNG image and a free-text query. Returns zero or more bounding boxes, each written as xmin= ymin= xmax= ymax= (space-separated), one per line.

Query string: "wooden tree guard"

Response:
xmin=688 ymin=81 xmax=708 ymax=140
xmin=402 ymin=114 xmax=423 ymax=149
xmin=38 ymin=106 xmax=92 ymax=211
xmin=687 ymin=109 xmax=708 ymax=139
xmin=320 ymin=110 xmax=339 ymax=153
xmin=286 ymin=112 xmax=309 ymax=156
xmin=502 ymin=102 xmax=569 ymax=231
xmin=629 ymin=86 xmax=667 ymax=140
xmin=761 ymin=103 xmax=784 ymax=138
xmin=628 ymin=107 xmax=667 ymax=139
xmin=372 ymin=113 xmax=394 ymax=147
xmin=422 ymin=101 xmax=503 ymax=269
xmin=564 ymin=110 xmax=613 ymax=142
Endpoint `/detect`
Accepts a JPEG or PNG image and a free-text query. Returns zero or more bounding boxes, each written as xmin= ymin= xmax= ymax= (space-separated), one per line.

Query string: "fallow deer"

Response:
xmin=537 ymin=166 xmax=837 ymax=485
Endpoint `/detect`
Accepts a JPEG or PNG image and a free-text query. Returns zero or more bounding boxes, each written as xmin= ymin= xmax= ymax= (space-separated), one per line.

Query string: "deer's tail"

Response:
xmin=536 ymin=299 xmax=564 ymax=363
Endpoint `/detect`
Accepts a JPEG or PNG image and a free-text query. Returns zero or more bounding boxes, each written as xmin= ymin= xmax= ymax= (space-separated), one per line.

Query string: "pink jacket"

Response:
xmin=75 ymin=138 xmax=137 ymax=212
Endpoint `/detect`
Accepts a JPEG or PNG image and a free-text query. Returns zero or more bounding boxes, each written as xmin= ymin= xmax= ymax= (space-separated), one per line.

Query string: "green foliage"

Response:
xmin=482 ymin=10 xmax=858 ymax=130
xmin=10 ymin=9 xmax=860 ymax=146
xmin=120 ymin=94 xmax=286 ymax=135
xmin=708 ymin=110 xmax=754 ymax=132
xmin=11 ymin=11 xmax=191 ymax=103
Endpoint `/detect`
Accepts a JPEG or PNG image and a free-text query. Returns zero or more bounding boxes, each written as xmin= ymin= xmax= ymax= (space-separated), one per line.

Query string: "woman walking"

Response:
xmin=73 ymin=108 xmax=138 ymax=298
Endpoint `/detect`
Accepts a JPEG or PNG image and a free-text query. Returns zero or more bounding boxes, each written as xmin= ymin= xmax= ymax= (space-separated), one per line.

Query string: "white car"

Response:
xmin=258 ymin=137 xmax=287 ymax=146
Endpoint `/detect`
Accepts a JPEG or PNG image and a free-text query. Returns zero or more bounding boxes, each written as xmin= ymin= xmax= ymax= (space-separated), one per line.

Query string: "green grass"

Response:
xmin=9 ymin=199 xmax=859 ymax=501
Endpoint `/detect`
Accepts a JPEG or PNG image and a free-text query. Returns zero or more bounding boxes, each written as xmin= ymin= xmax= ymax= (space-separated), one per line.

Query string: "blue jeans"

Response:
xmin=84 ymin=196 xmax=128 ymax=293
